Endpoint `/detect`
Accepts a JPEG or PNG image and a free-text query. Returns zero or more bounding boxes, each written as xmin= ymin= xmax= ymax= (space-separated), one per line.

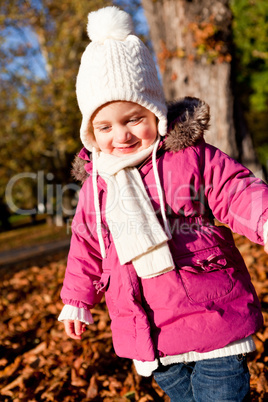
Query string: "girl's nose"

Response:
xmin=114 ymin=126 xmax=131 ymax=143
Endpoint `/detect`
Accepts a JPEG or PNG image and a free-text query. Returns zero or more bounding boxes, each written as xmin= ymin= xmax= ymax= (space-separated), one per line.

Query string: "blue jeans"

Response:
xmin=153 ymin=355 xmax=250 ymax=401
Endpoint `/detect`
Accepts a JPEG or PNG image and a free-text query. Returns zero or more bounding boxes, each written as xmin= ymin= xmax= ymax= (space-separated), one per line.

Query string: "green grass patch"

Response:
xmin=0 ymin=222 xmax=71 ymax=252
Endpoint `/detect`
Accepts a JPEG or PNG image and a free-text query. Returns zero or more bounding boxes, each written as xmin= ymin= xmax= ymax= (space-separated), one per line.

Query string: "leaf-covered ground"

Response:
xmin=0 ymin=234 xmax=267 ymax=401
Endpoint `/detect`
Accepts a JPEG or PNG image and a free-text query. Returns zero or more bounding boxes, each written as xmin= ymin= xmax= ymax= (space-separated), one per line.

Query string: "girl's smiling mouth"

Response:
xmin=115 ymin=143 xmax=139 ymax=152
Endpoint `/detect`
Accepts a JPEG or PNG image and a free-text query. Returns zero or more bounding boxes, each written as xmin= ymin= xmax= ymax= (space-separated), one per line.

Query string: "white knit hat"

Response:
xmin=76 ymin=6 xmax=167 ymax=151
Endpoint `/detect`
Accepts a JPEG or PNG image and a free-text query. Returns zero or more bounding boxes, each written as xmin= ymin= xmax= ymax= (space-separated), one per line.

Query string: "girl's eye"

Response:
xmin=99 ymin=126 xmax=110 ymax=132
xmin=129 ymin=117 xmax=142 ymax=124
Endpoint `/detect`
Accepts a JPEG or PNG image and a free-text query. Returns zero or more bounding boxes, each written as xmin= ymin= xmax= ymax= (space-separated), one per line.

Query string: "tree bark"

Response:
xmin=142 ymin=0 xmax=262 ymax=175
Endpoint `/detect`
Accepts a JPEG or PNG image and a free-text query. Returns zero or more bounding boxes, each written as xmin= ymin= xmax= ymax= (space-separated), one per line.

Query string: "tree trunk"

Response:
xmin=142 ymin=0 xmax=262 ymax=176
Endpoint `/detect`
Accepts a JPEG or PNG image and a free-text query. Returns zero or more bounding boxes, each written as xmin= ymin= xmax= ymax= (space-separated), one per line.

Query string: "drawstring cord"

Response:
xmin=152 ymin=138 xmax=172 ymax=239
xmin=92 ymin=147 xmax=106 ymax=258
xmin=92 ymin=139 xmax=172 ymax=260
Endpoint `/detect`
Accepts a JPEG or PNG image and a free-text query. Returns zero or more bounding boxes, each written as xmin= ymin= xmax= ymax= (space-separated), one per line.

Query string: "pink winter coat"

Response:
xmin=61 ymin=97 xmax=267 ymax=362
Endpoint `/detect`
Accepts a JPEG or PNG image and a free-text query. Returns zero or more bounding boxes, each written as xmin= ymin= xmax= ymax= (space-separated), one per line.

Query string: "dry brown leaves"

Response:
xmin=0 ymin=236 xmax=267 ymax=401
xmin=232 ymin=234 xmax=268 ymax=401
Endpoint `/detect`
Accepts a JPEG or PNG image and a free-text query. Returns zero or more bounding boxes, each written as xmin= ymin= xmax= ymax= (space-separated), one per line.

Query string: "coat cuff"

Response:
xmin=58 ymin=305 xmax=94 ymax=325
xmin=264 ymin=219 xmax=268 ymax=245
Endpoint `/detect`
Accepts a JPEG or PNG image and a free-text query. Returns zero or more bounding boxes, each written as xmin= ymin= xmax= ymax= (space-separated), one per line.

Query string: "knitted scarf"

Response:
xmin=92 ymin=140 xmax=174 ymax=278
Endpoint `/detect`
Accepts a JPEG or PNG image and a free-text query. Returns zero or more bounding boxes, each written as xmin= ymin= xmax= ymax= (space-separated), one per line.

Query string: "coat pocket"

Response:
xmin=174 ymin=246 xmax=234 ymax=303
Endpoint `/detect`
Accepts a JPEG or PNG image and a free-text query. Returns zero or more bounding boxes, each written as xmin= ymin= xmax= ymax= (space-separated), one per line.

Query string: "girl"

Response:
xmin=59 ymin=6 xmax=268 ymax=401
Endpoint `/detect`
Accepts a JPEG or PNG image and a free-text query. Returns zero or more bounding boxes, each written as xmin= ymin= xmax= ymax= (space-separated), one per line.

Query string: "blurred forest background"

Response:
xmin=0 ymin=0 xmax=268 ymax=229
xmin=0 ymin=0 xmax=268 ymax=401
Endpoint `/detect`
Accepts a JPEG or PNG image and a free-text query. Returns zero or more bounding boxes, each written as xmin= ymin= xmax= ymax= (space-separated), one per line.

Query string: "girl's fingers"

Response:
xmin=74 ymin=319 xmax=85 ymax=336
xmin=64 ymin=320 xmax=83 ymax=340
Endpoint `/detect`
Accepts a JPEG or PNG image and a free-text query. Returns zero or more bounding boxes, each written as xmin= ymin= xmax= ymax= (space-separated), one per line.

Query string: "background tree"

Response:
xmin=141 ymin=0 xmax=263 ymax=176
xmin=231 ymin=0 xmax=268 ymax=175
xmin=0 ymin=0 xmax=111 ymax=224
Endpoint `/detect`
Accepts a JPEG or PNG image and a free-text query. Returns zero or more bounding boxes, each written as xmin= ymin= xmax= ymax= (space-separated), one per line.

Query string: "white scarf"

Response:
xmin=92 ymin=140 xmax=174 ymax=278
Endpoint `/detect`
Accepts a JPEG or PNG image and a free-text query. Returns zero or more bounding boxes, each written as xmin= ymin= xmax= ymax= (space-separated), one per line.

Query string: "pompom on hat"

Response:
xmin=76 ymin=6 xmax=168 ymax=151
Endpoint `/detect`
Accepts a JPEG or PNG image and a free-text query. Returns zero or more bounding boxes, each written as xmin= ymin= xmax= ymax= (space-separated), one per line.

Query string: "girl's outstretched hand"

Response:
xmin=265 ymin=240 xmax=268 ymax=254
xmin=64 ymin=319 xmax=86 ymax=340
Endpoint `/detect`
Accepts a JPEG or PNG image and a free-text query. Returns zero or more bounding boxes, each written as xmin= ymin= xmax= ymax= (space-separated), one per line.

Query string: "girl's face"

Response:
xmin=91 ymin=101 xmax=158 ymax=156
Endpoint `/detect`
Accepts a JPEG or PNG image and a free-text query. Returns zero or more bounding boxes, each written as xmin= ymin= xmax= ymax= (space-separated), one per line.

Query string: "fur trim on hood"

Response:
xmin=165 ymin=96 xmax=210 ymax=152
xmin=71 ymin=152 xmax=90 ymax=184
xmin=71 ymin=96 xmax=210 ymax=183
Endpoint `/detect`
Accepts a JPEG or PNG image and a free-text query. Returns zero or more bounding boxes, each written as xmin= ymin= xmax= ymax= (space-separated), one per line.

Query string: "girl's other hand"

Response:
xmin=264 ymin=240 xmax=268 ymax=254
xmin=64 ymin=319 xmax=86 ymax=340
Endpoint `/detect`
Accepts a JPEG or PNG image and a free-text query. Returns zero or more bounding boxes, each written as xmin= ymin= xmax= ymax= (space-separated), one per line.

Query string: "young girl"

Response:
xmin=59 ymin=6 xmax=268 ymax=401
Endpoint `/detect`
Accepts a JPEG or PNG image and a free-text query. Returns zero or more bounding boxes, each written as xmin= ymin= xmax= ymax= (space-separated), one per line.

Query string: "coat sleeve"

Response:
xmin=200 ymin=141 xmax=268 ymax=244
xmin=60 ymin=178 xmax=106 ymax=309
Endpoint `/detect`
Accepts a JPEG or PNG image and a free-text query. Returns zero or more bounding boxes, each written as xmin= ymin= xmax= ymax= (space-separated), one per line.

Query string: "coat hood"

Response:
xmin=71 ymin=96 xmax=210 ymax=183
